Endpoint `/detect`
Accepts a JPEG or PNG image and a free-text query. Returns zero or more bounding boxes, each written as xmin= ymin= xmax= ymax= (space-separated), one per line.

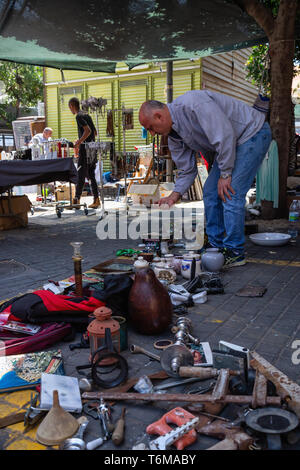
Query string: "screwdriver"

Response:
xmin=112 ymin=407 xmax=126 ymax=446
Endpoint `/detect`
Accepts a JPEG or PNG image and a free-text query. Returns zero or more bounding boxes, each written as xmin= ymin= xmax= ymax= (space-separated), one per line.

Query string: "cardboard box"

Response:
xmin=0 ymin=195 xmax=31 ymax=230
xmin=55 ymin=184 xmax=75 ymax=201
xmin=159 ymin=182 xmax=175 ymax=198
xmin=128 ymin=183 xmax=174 ymax=207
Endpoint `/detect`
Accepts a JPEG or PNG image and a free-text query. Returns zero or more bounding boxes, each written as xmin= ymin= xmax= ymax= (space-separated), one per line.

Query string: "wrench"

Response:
xmin=130 ymin=344 xmax=160 ymax=362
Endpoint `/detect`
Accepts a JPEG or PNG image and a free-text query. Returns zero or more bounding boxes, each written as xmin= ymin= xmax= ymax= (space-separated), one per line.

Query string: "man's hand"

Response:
xmin=74 ymin=139 xmax=81 ymax=147
xmin=218 ymin=176 xmax=235 ymax=202
xmin=157 ymin=191 xmax=181 ymax=208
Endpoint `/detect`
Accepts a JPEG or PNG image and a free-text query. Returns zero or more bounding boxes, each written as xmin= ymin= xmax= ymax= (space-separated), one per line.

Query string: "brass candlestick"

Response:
xmin=70 ymin=242 xmax=83 ymax=297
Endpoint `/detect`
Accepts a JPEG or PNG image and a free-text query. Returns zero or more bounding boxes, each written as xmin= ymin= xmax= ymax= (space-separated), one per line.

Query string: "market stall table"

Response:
xmin=0 ymin=159 xmax=78 ymax=226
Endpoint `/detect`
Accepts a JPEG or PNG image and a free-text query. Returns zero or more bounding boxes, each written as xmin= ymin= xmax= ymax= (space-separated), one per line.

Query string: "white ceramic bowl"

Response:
xmin=249 ymin=232 xmax=291 ymax=246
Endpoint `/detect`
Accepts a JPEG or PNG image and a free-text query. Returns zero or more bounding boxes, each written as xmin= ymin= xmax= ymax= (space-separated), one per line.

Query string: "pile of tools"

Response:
xmin=2 ymin=313 xmax=300 ymax=451
xmin=77 ymin=317 xmax=300 ymax=450
xmin=81 ymin=349 xmax=300 ymax=450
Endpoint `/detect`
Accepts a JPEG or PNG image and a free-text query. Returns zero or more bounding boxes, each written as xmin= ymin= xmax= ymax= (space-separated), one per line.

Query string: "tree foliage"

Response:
xmin=245 ymin=0 xmax=300 ymax=95
xmin=0 ymin=61 xmax=43 ymax=125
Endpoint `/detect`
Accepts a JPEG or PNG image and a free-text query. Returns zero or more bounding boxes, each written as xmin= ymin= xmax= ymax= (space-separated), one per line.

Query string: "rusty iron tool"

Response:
xmin=82 ymin=370 xmax=169 ymax=403
xmin=211 ymin=369 xmax=230 ymax=401
xmin=250 ymin=350 xmax=300 ymax=419
xmin=130 ymin=344 xmax=160 ymax=362
xmin=112 ymin=407 xmax=126 ymax=446
xmin=199 ymin=419 xmax=254 ymax=450
xmin=91 ymin=391 xmax=281 ymax=405
xmin=251 ymin=370 xmax=268 ymax=408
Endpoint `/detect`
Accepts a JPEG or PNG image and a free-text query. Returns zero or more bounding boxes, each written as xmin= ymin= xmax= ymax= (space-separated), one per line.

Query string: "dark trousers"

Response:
xmin=75 ymin=147 xmax=99 ymax=199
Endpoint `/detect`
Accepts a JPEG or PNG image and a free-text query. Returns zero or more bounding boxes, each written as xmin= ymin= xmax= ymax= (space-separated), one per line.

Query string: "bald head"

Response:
xmin=139 ymin=100 xmax=172 ymax=136
xmin=43 ymin=127 xmax=53 ymax=139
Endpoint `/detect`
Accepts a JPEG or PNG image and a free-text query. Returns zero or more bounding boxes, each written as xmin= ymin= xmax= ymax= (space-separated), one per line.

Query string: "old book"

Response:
xmin=0 ymin=349 xmax=64 ymax=393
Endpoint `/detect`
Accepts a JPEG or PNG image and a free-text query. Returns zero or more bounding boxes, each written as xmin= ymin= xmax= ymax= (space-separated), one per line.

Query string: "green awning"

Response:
xmin=0 ymin=0 xmax=273 ymax=72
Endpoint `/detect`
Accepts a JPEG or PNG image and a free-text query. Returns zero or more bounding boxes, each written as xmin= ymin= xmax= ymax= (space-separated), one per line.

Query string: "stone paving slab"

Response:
xmin=0 ymin=203 xmax=300 ymax=450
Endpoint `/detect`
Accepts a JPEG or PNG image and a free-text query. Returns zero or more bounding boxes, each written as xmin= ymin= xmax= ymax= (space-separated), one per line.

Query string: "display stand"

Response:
xmin=85 ymin=141 xmax=113 ymax=220
xmin=31 ymin=137 xmax=89 ymax=217
xmin=55 ymin=180 xmax=89 ymax=218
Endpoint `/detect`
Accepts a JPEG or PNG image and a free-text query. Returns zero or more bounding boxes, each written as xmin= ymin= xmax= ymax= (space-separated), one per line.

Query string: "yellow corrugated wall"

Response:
xmin=45 ymin=87 xmax=59 ymax=138
xmin=119 ymin=78 xmax=149 ymax=151
xmin=59 ymin=88 xmax=83 ymax=143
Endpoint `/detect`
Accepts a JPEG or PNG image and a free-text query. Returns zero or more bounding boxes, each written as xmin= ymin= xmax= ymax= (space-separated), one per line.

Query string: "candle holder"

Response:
xmin=70 ymin=242 xmax=83 ymax=296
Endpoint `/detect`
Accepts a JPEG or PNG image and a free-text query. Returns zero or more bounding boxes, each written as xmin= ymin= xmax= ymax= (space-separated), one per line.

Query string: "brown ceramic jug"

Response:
xmin=128 ymin=267 xmax=173 ymax=335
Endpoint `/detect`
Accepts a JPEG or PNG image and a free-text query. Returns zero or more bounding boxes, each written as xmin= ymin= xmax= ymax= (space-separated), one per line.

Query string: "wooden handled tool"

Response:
xmin=178 ymin=366 xmax=240 ymax=378
xmin=0 ymin=411 xmax=26 ymax=429
xmin=112 ymin=407 xmax=126 ymax=446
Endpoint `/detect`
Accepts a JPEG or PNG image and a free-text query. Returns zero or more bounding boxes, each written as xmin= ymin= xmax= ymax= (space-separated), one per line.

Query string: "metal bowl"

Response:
xmin=249 ymin=232 xmax=291 ymax=247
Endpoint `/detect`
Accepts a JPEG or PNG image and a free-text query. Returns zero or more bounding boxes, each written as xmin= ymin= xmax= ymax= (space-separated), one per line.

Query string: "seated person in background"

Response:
xmin=29 ymin=127 xmax=53 ymax=147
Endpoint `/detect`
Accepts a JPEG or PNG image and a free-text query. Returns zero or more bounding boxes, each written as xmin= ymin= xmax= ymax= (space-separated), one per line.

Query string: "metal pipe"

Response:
xmin=89 ymin=391 xmax=281 ymax=405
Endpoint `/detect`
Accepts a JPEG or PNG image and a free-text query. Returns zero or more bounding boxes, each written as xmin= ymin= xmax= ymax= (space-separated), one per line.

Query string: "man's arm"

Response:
xmin=158 ymin=140 xmax=198 ymax=207
xmin=74 ymin=125 xmax=91 ymax=147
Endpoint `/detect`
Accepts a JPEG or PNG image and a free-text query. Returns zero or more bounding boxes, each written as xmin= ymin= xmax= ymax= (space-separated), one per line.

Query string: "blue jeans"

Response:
xmin=203 ymin=122 xmax=272 ymax=255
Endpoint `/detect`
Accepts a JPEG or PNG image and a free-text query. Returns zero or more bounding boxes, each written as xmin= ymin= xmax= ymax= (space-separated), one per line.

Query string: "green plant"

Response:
xmin=0 ymin=61 xmax=43 ymax=125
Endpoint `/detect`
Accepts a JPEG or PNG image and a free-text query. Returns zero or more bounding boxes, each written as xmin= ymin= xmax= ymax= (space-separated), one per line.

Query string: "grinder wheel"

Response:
xmin=160 ymin=344 xmax=194 ymax=377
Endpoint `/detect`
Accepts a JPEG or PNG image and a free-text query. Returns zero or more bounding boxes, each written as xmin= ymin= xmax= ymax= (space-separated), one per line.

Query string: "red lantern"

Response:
xmin=87 ymin=307 xmax=120 ymax=365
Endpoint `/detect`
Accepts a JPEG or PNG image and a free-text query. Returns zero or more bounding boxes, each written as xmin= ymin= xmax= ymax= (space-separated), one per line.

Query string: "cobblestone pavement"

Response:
xmin=0 ymin=198 xmax=300 ymax=451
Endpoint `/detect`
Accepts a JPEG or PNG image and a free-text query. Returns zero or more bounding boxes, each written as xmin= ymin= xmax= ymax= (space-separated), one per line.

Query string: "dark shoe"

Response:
xmin=223 ymin=248 xmax=246 ymax=268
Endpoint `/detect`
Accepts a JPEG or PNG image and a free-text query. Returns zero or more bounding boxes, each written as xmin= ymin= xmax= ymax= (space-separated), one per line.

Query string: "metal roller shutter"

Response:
xmin=119 ymin=78 xmax=148 ymax=152
xmin=45 ymin=86 xmax=59 ymax=138
xmin=153 ymin=74 xmax=167 ymax=103
xmin=58 ymin=85 xmax=83 ymax=142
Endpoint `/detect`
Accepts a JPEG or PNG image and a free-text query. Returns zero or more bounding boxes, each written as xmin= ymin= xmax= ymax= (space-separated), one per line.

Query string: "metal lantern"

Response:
xmin=87 ymin=306 xmax=120 ymax=365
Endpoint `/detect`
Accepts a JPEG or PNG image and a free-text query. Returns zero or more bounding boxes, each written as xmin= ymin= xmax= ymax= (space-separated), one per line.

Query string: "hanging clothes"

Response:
xmin=255 ymin=139 xmax=279 ymax=208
